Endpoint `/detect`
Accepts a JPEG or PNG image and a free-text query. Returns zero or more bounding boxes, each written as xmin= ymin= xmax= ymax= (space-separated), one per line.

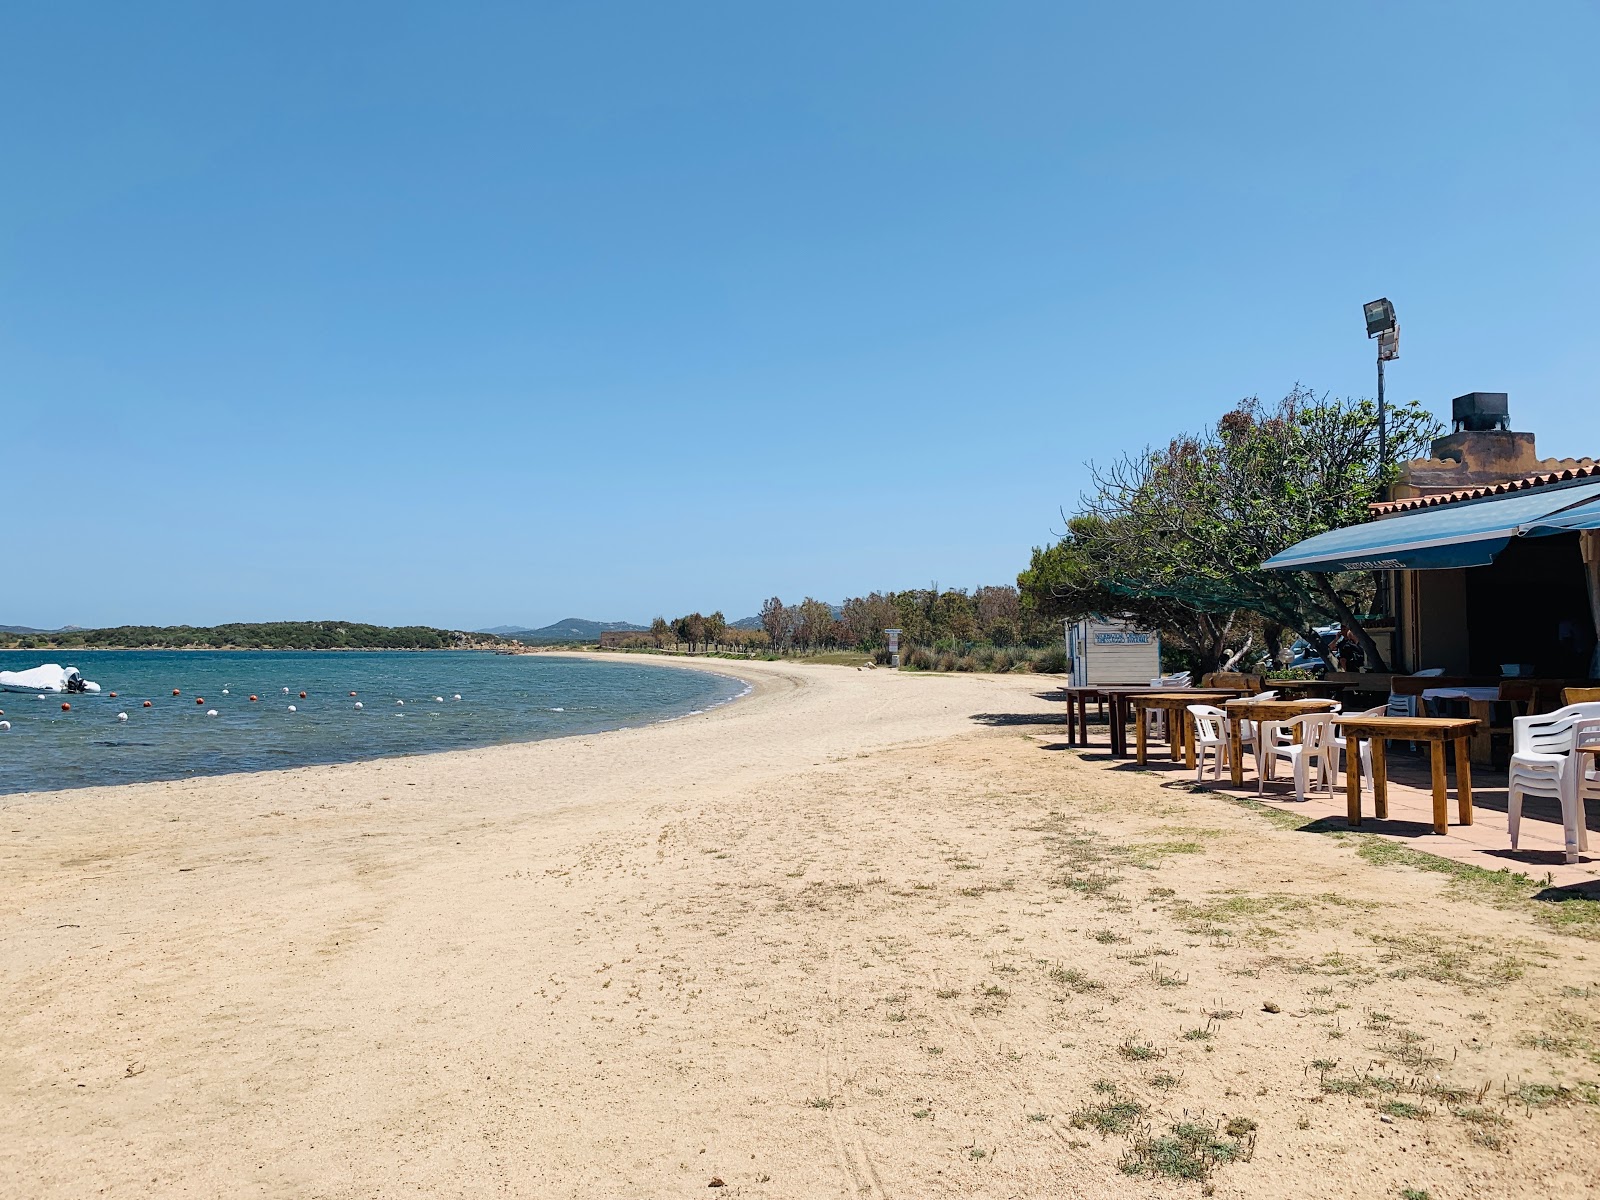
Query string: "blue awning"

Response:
xmin=1261 ymin=479 xmax=1600 ymax=572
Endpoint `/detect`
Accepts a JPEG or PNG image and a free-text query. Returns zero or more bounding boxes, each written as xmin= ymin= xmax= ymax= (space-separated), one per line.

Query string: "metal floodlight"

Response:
xmin=1364 ymin=297 xmax=1396 ymax=338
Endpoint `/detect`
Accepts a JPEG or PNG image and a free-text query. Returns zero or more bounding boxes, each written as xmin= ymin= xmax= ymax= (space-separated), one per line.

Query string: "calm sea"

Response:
xmin=0 ymin=650 xmax=747 ymax=796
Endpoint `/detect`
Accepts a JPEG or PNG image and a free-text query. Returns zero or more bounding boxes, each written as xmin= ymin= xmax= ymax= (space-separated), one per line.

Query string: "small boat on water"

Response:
xmin=0 ymin=663 xmax=102 ymax=694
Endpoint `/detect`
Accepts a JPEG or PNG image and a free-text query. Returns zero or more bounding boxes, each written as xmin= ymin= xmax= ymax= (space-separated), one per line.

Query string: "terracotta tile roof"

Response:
xmin=1371 ymin=461 xmax=1600 ymax=515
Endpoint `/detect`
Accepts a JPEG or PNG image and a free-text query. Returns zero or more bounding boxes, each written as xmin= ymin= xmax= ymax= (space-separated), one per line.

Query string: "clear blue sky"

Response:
xmin=5 ymin=2 xmax=1597 ymax=630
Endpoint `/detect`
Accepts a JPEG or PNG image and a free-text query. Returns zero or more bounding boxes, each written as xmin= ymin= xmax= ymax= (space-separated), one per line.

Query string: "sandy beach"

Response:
xmin=4 ymin=656 xmax=1598 ymax=1199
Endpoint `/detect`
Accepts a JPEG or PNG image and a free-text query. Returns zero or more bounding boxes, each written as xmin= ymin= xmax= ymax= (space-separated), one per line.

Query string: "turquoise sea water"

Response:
xmin=0 ymin=650 xmax=746 ymax=796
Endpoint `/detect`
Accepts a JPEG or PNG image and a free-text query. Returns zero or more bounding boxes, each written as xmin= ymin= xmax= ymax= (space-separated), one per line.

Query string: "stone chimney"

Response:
xmin=1392 ymin=392 xmax=1595 ymax=499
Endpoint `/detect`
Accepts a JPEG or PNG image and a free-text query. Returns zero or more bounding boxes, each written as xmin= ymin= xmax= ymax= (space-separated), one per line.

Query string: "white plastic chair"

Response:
xmin=1187 ymin=704 xmax=1230 ymax=781
xmin=1236 ymin=690 xmax=1279 ymax=775
xmin=1258 ymin=712 xmax=1340 ymax=799
xmin=1386 ymin=667 xmax=1445 ymax=719
xmin=1574 ymin=718 xmax=1600 ymax=852
xmin=1144 ymin=673 xmax=1193 ymax=744
xmin=1508 ymin=703 xmax=1600 ymax=864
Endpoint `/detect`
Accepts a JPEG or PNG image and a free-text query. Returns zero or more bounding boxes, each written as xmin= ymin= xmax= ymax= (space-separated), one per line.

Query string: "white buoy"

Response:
xmin=453 ymin=694 xmax=461 ymax=700
xmin=117 ymin=712 xmax=129 ymax=722
xmin=282 ymin=687 xmax=290 ymax=694
xmin=288 ymin=704 xmax=297 ymax=713
xmin=434 ymin=696 xmax=444 ymax=703
xmin=354 ymin=701 xmax=363 ymax=709
xmin=207 ymin=709 xmax=218 ymax=717
xmin=222 ymin=688 xmax=230 ymax=695
xmin=396 ymin=699 xmax=404 ymax=706
xmin=0 ymin=721 xmax=10 ymax=731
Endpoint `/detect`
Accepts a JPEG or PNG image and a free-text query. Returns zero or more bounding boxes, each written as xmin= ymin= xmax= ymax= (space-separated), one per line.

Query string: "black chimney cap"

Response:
xmin=1451 ymin=392 xmax=1510 ymax=433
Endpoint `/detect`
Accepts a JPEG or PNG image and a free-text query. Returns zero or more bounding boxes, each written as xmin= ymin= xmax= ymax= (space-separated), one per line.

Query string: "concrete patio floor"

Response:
xmin=1053 ymin=723 xmax=1600 ymax=890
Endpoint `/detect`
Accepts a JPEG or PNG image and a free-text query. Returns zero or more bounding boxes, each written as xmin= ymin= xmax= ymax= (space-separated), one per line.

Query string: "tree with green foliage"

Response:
xmin=1058 ymin=388 xmax=1442 ymax=670
xmin=704 ymin=611 xmax=727 ymax=651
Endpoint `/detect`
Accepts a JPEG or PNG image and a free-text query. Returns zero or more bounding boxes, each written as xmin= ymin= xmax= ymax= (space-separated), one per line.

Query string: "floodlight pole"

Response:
xmin=1377 ymin=351 xmax=1387 ymax=469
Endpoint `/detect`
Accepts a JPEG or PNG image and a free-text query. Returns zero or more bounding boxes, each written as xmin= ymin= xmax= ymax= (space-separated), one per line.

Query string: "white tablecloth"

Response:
xmin=1420 ymin=687 xmax=1500 ymax=717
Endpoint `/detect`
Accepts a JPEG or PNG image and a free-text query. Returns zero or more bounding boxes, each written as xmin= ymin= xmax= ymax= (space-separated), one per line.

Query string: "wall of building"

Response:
xmin=1412 ymin=569 xmax=1471 ymax=674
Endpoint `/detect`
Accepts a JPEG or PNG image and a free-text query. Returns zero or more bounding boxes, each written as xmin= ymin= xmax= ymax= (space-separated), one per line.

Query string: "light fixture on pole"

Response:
xmin=1363 ymin=297 xmax=1399 ymax=466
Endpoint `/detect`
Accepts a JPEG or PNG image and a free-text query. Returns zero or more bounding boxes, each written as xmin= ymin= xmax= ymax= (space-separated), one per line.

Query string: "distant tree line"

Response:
xmin=3 ymin=622 xmax=512 ymax=651
xmin=630 ymin=586 xmax=1060 ymax=662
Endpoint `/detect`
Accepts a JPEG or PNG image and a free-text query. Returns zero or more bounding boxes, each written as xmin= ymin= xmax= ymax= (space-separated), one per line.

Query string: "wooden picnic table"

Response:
xmin=1334 ymin=715 xmax=1480 ymax=835
xmin=1129 ymin=691 xmax=1251 ymax=767
xmin=1059 ymin=684 xmax=1190 ymax=754
xmin=1060 ymin=685 xmax=1112 ymax=747
xmin=1223 ymin=698 xmax=1340 ymax=786
xmin=1101 ymin=684 xmax=1250 ymax=758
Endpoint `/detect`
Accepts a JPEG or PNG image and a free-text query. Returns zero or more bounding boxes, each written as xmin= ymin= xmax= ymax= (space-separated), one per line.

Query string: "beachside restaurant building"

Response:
xmin=1265 ymin=392 xmax=1600 ymax=696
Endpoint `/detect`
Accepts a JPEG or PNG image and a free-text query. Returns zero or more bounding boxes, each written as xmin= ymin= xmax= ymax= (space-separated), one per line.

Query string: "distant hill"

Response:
xmin=485 ymin=618 xmax=649 ymax=644
xmin=0 ymin=624 xmax=80 ymax=635
xmin=0 ymin=621 xmax=513 ymax=651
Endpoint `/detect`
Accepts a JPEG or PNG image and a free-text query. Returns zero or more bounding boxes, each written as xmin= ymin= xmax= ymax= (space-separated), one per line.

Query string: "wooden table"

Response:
xmin=1103 ymin=685 xmax=1250 ymax=758
xmin=1060 ymin=685 xmax=1173 ymax=754
xmin=1334 ymin=715 xmax=1480 ymax=835
xmin=1223 ymin=698 xmax=1340 ymax=786
xmin=1130 ymin=692 xmax=1248 ymax=767
xmin=1060 ymin=685 xmax=1109 ymax=747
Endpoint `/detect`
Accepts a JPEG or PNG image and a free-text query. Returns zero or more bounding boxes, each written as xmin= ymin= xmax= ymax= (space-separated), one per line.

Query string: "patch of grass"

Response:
xmin=1354 ymin=837 xmax=1600 ymax=939
xmin=1380 ymin=1100 xmax=1427 ymax=1121
xmin=1123 ymin=839 xmax=1206 ymax=867
xmin=1118 ymin=1038 xmax=1162 ymax=1062
xmin=1049 ymin=965 xmax=1104 ymax=993
xmin=911 ymin=1107 xmax=932 ymax=1119
xmin=1399 ymin=1188 xmax=1431 ymax=1200
xmin=934 ymin=988 xmax=960 ymax=1000
xmin=1091 ymin=1078 xmax=1118 ymax=1094
xmin=1372 ymin=933 xmax=1525 ymax=990
xmin=1089 ymin=928 xmax=1129 ymax=944
xmin=1182 ymin=1024 xmax=1215 ymax=1042
xmin=1150 ymin=1072 xmax=1180 ymax=1091
xmin=1516 ymin=1031 xmax=1579 ymax=1054
xmin=1321 ymin=1076 xmax=1372 ymax=1097
xmin=1119 ymin=1118 xmax=1255 ymax=1182
xmin=1026 ymin=1111 xmax=1049 ymax=1123
xmin=1070 ymin=1095 xmax=1147 ymax=1138
xmin=807 ymin=1096 xmax=834 ymax=1110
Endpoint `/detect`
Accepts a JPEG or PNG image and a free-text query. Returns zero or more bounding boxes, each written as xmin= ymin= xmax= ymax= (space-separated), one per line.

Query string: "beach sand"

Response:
xmin=3 ymin=656 xmax=1597 ymax=1198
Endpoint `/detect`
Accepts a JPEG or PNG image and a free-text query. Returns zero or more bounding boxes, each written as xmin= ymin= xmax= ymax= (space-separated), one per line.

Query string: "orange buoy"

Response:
xmin=172 ymin=689 xmax=181 ymax=696
xmin=249 ymin=695 xmax=258 ymax=702
xmin=61 ymin=702 xmax=71 ymax=711
xmin=196 ymin=697 xmax=205 ymax=705
xmin=349 ymin=691 xmax=357 ymax=697
xmin=299 ymin=691 xmax=307 ymax=699
xmin=143 ymin=700 xmax=152 ymax=708
xmin=109 ymin=692 xmax=118 ymax=698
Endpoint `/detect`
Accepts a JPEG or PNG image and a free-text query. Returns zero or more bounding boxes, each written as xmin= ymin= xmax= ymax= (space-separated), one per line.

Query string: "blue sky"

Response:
xmin=5 ymin=2 xmax=1597 ymax=630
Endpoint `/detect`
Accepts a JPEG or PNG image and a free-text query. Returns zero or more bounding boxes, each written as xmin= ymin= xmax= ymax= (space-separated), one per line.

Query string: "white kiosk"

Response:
xmin=1066 ymin=619 xmax=1161 ymax=687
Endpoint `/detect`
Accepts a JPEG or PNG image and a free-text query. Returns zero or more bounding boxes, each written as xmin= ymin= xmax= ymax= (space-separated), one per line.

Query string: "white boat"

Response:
xmin=0 ymin=663 xmax=102 ymax=694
